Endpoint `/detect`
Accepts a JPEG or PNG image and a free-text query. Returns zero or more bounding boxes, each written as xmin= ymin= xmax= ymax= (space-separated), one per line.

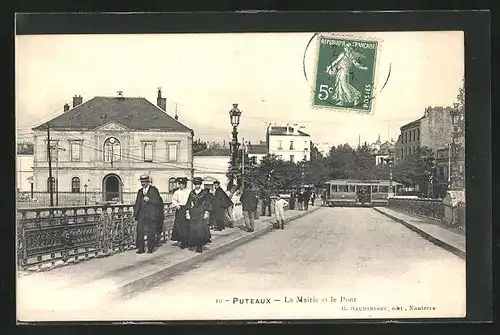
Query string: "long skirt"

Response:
xmin=188 ymin=215 xmax=211 ymax=247
xmin=171 ymin=207 xmax=189 ymax=243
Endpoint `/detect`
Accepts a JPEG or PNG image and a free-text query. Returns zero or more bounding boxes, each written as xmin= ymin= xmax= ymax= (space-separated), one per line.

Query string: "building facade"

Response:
xmin=16 ymin=154 xmax=34 ymax=192
xmin=193 ymin=147 xmax=231 ymax=191
xmin=31 ymin=89 xmax=193 ymax=205
xmin=374 ymin=140 xmax=396 ymax=165
xmin=266 ymin=125 xmax=311 ymax=162
xmin=395 ymin=106 xmax=453 ymax=161
xmin=247 ymin=141 xmax=268 ymax=164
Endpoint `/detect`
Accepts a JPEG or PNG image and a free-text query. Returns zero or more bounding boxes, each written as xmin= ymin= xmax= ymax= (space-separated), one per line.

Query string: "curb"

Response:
xmin=116 ymin=207 xmax=322 ymax=299
xmin=373 ymin=207 xmax=465 ymax=260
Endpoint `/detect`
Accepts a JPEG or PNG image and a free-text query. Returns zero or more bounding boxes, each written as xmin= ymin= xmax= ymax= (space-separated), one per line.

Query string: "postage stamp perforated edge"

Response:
xmin=310 ymin=32 xmax=385 ymax=115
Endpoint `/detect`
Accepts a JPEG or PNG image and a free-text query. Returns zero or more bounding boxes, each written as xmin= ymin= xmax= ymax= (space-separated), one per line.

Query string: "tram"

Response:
xmin=323 ymin=179 xmax=403 ymax=207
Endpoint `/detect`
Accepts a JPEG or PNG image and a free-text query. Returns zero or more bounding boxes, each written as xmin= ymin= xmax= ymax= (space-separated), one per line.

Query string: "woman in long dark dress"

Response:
xmin=171 ymin=178 xmax=191 ymax=249
xmin=185 ymin=177 xmax=212 ymax=253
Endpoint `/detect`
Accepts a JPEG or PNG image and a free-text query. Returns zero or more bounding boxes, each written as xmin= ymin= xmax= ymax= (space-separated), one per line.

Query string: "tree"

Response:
xmin=326 ymin=144 xmax=357 ymax=179
xmin=392 ymin=146 xmax=435 ymax=196
xmin=17 ymin=142 xmax=34 ymax=155
xmin=192 ymin=139 xmax=208 ymax=153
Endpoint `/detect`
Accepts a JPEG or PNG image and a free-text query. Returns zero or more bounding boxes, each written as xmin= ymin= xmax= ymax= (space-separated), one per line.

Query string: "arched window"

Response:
xmin=71 ymin=177 xmax=81 ymax=193
xmin=103 ymin=137 xmax=121 ymax=162
xmin=168 ymin=177 xmax=177 ymax=193
xmin=47 ymin=177 xmax=56 ymax=193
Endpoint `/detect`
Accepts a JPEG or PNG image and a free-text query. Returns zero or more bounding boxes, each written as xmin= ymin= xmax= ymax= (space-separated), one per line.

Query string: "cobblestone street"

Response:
xmin=100 ymin=207 xmax=465 ymax=320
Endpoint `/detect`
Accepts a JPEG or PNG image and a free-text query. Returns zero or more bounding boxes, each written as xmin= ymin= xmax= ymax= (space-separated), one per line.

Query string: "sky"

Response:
xmin=15 ymin=31 xmax=464 ymax=149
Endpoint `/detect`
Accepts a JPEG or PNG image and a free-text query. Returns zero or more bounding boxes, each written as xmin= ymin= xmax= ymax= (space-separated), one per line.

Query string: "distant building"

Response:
xmin=247 ymin=141 xmax=268 ymax=164
xmin=266 ymin=124 xmax=311 ymax=162
xmin=193 ymin=146 xmax=231 ymax=191
xmin=31 ymin=89 xmax=193 ymax=204
xmin=374 ymin=140 xmax=396 ymax=165
xmin=395 ymin=106 xmax=453 ymax=161
xmin=16 ymin=154 xmax=34 ymax=192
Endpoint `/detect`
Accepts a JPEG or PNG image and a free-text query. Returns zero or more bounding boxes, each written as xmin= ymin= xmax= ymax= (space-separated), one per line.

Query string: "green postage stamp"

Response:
xmin=312 ymin=35 xmax=380 ymax=113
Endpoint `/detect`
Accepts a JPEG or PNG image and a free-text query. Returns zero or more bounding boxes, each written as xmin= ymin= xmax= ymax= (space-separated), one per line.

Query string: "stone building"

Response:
xmin=31 ymin=89 xmax=193 ymax=205
xmin=266 ymin=124 xmax=311 ymax=162
xmin=395 ymin=106 xmax=453 ymax=161
xmin=193 ymin=146 xmax=231 ymax=191
xmin=374 ymin=140 xmax=396 ymax=165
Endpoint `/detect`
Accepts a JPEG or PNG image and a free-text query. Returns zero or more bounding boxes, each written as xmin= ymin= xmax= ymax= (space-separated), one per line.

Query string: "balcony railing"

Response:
xmin=16 ymin=203 xmax=175 ymax=270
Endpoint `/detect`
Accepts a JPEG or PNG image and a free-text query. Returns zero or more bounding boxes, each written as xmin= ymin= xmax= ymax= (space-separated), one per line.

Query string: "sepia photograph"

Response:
xmin=15 ymin=27 xmax=467 ymax=322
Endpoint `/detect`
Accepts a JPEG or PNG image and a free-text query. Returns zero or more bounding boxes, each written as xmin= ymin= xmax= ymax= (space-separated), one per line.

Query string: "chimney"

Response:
xmin=73 ymin=95 xmax=83 ymax=107
xmin=63 ymin=103 xmax=70 ymax=112
xmin=157 ymin=87 xmax=167 ymax=111
xmin=175 ymin=114 xmax=179 ymax=120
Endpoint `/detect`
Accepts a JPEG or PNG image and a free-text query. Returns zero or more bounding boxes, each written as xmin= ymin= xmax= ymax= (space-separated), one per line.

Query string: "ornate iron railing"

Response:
xmin=388 ymin=198 xmax=445 ymax=221
xmin=16 ymin=203 xmax=175 ymax=270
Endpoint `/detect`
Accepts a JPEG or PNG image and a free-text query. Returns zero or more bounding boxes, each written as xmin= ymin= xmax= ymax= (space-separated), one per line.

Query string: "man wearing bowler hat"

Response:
xmin=133 ymin=174 xmax=163 ymax=254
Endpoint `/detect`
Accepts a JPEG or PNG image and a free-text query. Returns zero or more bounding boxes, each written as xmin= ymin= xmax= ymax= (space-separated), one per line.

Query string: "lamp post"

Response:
xmin=228 ymin=104 xmax=242 ymax=191
xmin=384 ymin=156 xmax=394 ymax=196
xmin=84 ymin=184 xmax=88 ymax=205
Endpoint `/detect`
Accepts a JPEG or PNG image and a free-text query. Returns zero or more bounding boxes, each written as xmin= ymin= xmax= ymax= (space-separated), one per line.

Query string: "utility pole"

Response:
xmin=47 ymin=125 xmax=54 ymax=207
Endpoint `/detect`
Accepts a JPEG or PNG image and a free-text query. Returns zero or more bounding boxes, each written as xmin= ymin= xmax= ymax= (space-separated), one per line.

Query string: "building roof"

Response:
xmin=268 ymin=126 xmax=310 ymax=137
xmin=400 ymin=117 xmax=423 ymax=131
xmin=32 ymin=96 xmax=192 ymax=132
xmin=247 ymin=144 xmax=268 ymax=155
xmin=194 ymin=147 xmax=231 ymax=157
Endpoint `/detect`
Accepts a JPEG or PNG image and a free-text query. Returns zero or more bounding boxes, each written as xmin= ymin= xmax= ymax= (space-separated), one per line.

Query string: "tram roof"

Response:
xmin=325 ymin=179 xmax=403 ymax=186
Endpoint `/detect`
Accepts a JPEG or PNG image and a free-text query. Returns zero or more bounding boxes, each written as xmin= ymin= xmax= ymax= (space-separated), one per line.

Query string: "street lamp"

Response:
xmin=384 ymin=155 xmax=394 ymax=196
xmin=228 ymin=104 xmax=242 ymax=191
xmin=84 ymin=184 xmax=88 ymax=205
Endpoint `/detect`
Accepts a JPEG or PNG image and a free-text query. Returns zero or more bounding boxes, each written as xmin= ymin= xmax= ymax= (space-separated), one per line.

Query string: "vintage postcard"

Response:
xmin=15 ymin=29 xmax=466 ymax=322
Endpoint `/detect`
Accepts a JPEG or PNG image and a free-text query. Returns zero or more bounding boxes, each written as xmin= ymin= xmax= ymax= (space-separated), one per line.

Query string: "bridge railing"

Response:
xmin=16 ymin=203 xmax=176 ymax=270
xmin=388 ymin=198 xmax=445 ymax=221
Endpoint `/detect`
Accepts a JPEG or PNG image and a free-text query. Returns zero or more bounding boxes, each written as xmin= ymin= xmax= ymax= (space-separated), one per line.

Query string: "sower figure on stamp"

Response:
xmin=133 ymin=174 xmax=163 ymax=254
xmin=212 ymin=180 xmax=233 ymax=231
xmin=185 ymin=177 xmax=212 ymax=253
xmin=171 ymin=177 xmax=191 ymax=249
xmin=240 ymin=183 xmax=259 ymax=232
xmin=274 ymin=194 xmax=289 ymax=230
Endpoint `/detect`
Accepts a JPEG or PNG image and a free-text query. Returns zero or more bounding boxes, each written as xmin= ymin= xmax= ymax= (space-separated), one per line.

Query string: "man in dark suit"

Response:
xmin=240 ymin=183 xmax=259 ymax=232
xmin=260 ymin=188 xmax=272 ymax=217
xmin=212 ymin=180 xmax=233 ymax=231
xmin=133 ymin=174 xmax=163 ymax=254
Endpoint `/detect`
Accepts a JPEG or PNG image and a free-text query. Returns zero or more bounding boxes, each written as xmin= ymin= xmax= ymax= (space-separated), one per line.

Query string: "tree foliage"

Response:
xmin=17 ymin=141 xmax=34 ymax=155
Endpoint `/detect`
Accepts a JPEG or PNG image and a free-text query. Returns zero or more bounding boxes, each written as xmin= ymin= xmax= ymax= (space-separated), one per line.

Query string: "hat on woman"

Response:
xmin=192 ymin=177 xmax=203 ymax=185
xmin=176 ymin=177 xmax=188 ymax=185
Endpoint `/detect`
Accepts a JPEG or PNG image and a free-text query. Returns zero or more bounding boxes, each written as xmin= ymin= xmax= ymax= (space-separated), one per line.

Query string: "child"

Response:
xmin=274 ymin=194 xmax=289 ymax=230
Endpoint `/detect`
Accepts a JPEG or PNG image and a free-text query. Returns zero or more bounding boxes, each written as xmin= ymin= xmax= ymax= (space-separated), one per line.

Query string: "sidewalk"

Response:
xmin=17 ymin=206 xmax=321 ymax=312
xmin=373 ymin=207 xmax=465 ymax=260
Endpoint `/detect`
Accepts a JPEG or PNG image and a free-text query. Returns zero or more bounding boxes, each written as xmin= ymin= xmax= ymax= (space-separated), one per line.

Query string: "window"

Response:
xmin=304 ymin=141 xmax=309 ymax=149
xmin=290 ymin=155 xmax=295 ymax=163
xmin=70 ymin=142 xmax=81 ymax=161
xmin=104 ymin=137 xmax=121 ymax=162
xmin=379 ymin=186 xmax=389 ymax=193
xmin=304 ymin=154 xmax=307 ymax=161
xmin=47 ymin=177 xmax=56 ymax=193
xmin=168 ymin=177 xmax=177 ymax=192
xmin=277 ymin=155 xmax=283 ymax=160
xmin=71 ymin=177 xmax=81 ymax=193
xmin=167 ymin=142 xmax=178 ymax=162
xmin=143 ymin=142 xmax=154 ymax=162
xmin=338 ymin=185 xmax=348 ymax=192
xmin=416 ymin=129 xmax=420 ymax=141
xmin=290 ymin=141 xmax=294 ymax=150
xmin=348 ymin=185 xmax=356 ymax=192
xmin=371 ymin=186 xmax=378 ymax=193
xmin=277 ymin=140 xmax=283 ymax=150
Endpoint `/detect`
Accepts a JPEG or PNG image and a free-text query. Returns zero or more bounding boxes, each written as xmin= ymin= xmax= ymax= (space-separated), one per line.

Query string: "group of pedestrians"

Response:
xmin=289 ymin=188 xmax=315 ymax=211
xmin=133 ymin=174 xmax=300 ymax=254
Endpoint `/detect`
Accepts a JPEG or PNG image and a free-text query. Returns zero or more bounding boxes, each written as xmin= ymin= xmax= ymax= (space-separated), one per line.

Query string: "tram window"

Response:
xmin=379 ymin=186 xmax=389 ymax=193
xmin=371 ymin=186 xmax=378 ymax=193
xmin=331 ymin=185 xmax=338 ymax=192
xmin=338 ymin=185 xmax=348 ymax=192
xmin=348 ymin=185 xmax=356 ymax=192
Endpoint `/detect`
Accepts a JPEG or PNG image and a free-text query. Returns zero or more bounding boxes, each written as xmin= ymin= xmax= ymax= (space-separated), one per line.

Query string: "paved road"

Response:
xmin=103 ymin=207 xmax=466 ymax=320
